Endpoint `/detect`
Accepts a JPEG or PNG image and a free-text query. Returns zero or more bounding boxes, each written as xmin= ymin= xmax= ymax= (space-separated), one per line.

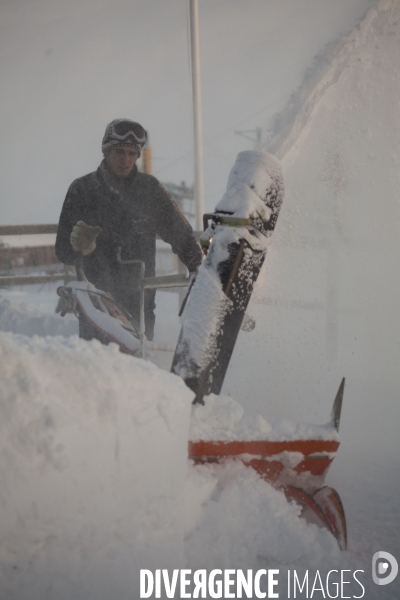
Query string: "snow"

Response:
xmin=0 ymin=328 xmax=364 ymax=598
xmin=222 ymin=0 xmax=400 ymax=596
xmin=184 ymin=462 xmax=341 ymax=569
xmin=173 ymin=253 xmax=231 ymax=379
xmin=190 ymin=394 xmax=339 ymax=443
xmin=0 ymin=323 xmax=358 ymax=600
xmin=0 ymin=1 xmax=400 ymax=598
xmin=174 ymin=150 xmax=284 ymax=384
xmin=0 ymin=295 xmax=77 ymax=337
xmin=0 ymin=331 xmax=192 ymax=600
xmin=216 ymin=151 xmax=284 ymax=228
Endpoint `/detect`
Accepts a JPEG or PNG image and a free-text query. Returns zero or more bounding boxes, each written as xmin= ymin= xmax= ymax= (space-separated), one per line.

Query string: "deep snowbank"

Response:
xmin=221 ymin=1 xmax=400 ymax=596
xmin=0 ymin=326 xmax=368 ymax=599
xmin=184 ymin=461 xmax=343 ymax=571
xmin=0 ymin=331 xmax=192 ymax=600
xmin=0 ymin=299 xmax=397 ymax=598
xmin=226 ymin=0 xmax=400 ymax=439
xmin=0 ymin=295 xmax=78 ymax=337
xmin=1 ymin=1 xmax=400 ymax=596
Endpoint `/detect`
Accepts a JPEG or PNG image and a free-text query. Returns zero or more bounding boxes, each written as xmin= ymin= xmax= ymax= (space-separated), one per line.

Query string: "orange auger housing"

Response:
xmin=189 ymin=438 xmax=339 ymax=483
xmin=188 ymin=379 xmax=347 ymax=550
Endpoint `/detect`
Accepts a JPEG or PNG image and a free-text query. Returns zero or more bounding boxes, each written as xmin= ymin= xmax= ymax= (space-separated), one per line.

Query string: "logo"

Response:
xmin=372 ymin=551 xmax=398 ymax=586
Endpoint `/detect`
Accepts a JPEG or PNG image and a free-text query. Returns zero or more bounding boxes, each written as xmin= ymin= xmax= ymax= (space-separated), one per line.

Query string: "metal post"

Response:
xmin=138 ymin=261 xmax=145 ymax=358
xmin=116 ymin=247 xmax=146 ymax=358
xmin=189 ymin=0 xmax=205 ymax=231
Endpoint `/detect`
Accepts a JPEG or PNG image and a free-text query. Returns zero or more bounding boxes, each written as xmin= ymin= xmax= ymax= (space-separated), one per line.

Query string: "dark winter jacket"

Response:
xmin=55 ymin=162 xmax=202 ymax=335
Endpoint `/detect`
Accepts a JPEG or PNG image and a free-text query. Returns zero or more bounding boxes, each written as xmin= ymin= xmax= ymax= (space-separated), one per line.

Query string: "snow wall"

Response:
xmin=220 ymin=2 xmax=400 ymax=595
xmin=1 ymin=1 xmax=400 ymax=598
xmin=0 ymin=332 xmax=192 ymax=600
xmin=225 ymin=0 xmax=400 ymax=458
xmin=1 ymin=326 xmax=365 ymax=599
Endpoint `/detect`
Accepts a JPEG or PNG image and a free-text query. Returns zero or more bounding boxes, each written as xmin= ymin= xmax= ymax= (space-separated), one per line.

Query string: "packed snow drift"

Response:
xmin=1 ymin=0 xmax=400 ymax=598
xmin=0 ymin=330 xmax=366 ymax=600
xmin=0 ymin=332 xmax=192 ymax=599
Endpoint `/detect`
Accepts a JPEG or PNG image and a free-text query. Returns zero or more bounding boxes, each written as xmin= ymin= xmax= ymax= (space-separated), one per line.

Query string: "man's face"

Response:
xmin=104 ymin=146 xmax=139 ymax=177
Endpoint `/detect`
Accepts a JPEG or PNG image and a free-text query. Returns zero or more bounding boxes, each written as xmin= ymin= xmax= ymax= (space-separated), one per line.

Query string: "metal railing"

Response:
xmin=115 ymin=247 xmax=190 ymax=357
xmin=0 ymin=224 xmax=198 ymax=358
xmin=0 ymin=224 xmax=65 ymax=287
xmin=0 ymin=224 xmax=58 ymax=236
xmin=139 ymin=270 xmax=189 ymax=358
xmin=0 ymin=224 xmax=201 ymax=288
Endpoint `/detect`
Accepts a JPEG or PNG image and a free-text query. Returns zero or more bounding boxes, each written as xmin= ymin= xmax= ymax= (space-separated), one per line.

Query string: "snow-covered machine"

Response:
xmin=57 ymin=150 xmax=347 ymax=549
xmin=171 ymin=151 xmax=284 ymax=404
xmin=189 ymin=378 xmax=347 ymax=550
xmin=171 ymin=149 xmax=347 ymax=549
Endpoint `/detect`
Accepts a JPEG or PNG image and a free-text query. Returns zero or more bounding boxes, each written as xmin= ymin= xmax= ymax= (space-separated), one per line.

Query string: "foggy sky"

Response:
xmin=0 ymin=0 xmax=372 ymax=225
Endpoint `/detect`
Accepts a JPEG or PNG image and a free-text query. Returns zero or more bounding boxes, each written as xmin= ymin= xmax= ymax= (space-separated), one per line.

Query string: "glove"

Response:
xmin=70 ymin=221 xmax=102 ymax=256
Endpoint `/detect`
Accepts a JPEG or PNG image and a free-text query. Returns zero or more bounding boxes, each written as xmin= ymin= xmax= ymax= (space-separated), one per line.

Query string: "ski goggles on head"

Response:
xmin=102 ymin=119 xmax=147 ymax=150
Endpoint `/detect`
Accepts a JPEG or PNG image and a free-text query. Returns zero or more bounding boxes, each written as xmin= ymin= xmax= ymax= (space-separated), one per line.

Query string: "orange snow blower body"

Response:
xmin=188 ymin=379 xmax=347 ymax=550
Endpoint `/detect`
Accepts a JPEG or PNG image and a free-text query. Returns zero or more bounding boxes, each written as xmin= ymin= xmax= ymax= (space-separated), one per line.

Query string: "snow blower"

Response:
xmin=172 ymin=150 xmax=347 ymax=549
xmin=57 ymin=149 xmax=347 ymax=549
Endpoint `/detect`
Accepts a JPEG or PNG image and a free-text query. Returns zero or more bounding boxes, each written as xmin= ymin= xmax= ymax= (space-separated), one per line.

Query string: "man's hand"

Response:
xmin=70 ymin=221 xmax=102 ymax=256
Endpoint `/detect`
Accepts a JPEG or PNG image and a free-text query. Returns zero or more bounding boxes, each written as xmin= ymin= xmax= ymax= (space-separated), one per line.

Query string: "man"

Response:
xmin=55 ymin=118 xmax=202 ymax=341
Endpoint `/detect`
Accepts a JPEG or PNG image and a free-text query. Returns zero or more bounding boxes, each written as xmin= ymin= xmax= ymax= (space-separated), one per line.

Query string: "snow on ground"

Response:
xmin=0 ymin=281 xmax=70 ymax=316
xmin=189 ymin=393 xmax=339 ymax=443
xmin=0 ymin=330 xmax=193 ymax=600
xmin=1 ymin=1 xmax=400 ymax=598
xmin=0 ymin=290 xmax=398 ymax=598
xmin=0 ymin=323 xmax=373 ymax=600
xmin=0 ymin=295 xmax=77 ymax=338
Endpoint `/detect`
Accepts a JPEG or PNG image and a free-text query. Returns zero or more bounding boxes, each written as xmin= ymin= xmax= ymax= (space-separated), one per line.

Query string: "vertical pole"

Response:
xmin=189 ymin=0 xmax=205 ymax=231
xmin=139 ymin=261 xmax=146 ymax=358
xmin=175 ymin=196 xmax=189 ymax=309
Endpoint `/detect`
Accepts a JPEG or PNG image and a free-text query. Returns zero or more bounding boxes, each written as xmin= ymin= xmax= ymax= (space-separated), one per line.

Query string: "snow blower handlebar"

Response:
xmin=58 ymin=249 xmax=193 ymax=359
xmin=116 ymin=247 xmax=146 ymax=356
xmin=74 ymin=257 xmax=87 ymax=282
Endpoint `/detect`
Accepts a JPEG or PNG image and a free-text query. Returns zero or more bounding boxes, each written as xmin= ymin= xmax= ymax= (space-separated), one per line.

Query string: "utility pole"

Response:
xmin=189 ymin=0 xmax=205 ymax=231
